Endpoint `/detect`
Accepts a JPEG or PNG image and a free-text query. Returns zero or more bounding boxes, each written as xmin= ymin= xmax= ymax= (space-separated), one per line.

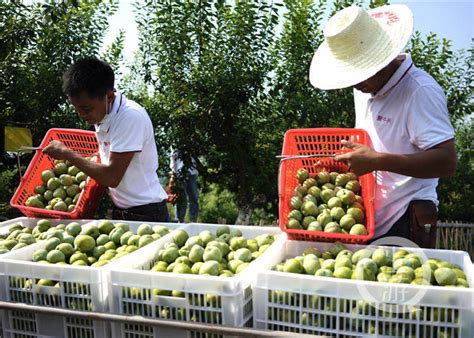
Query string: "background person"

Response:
xmin=309 ymin=5 xmax=456 ymax=247
xmin=170 ymin=150 xmax=199 ymax=222
xmin=43 ymin=56 xmax=170 ymax=222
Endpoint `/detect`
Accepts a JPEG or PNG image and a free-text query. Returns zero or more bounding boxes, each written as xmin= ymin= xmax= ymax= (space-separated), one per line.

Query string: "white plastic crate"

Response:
xmin=108 ymin=223 xmax=284 ymax=338
xmin=0 ymin=219 xmax=183 ymax=338
xmin=253 ymin=240 xmax=474 ymax=338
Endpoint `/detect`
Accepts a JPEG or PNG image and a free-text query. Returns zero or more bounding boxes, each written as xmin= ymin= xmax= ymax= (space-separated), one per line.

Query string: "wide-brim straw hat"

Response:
xmin=309 ymin=4 xmax=413 ymax=90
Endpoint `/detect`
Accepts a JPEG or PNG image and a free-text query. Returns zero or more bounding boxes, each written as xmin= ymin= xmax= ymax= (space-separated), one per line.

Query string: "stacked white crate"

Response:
xmin=108 ymin=223 xmax=284 ymax=338
xmin=0 ymin=217 xmax=182 ymax=338
xmin=253 ymin=240 xmax=474 ymax=338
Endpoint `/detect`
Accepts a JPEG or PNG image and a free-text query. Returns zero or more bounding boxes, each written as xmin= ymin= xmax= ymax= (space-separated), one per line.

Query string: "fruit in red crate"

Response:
xmin=302 ymin=216 xmax=317 ymax=229
xmin=345 ymin=180 xmax=361 ymax=193
xmin=327 ymin=197 xmax=342 ymax=209
xmin=25 ymin=196 xmax=44 ymax=208
xmin=290 ymin=196 xmax=303 ymax=210
xmin=335 ymin=173 xmax=351 ymax=187
xmin=324 ymin=222 xmax=342 ymax=233
xmin=288 ymin=209 xmax=302 ymax=221
xmin=339 ymin=215 xmax=356 ymax=231
xmin=337 ymin=189 xmax=356 ymax=206
xmin=307 ymin=221 xmax=322 ymax=231
xmin=330 ymin=207 xmax=345 ymax=222
xmin=301 ymin=201 xmax=318 ymax=217
xmin=287 ymin=219 xmax=302 ymax=229
xmin=303 ymin=177 xmax=317 ymax=190
xmin=320 ymin=189 xmax=335 ymax=203
xmin=297 ymin=168 xmax=310 ymax=183
xmin=347 ymin=207 xmax=364 ymax=223
xmin=316 ymin=171 xmax=330 ymax=185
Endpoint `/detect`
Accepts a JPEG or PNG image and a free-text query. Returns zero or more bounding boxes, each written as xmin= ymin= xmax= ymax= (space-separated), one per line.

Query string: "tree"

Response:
xmin=0 ymin=0 xmax=118 ymax=143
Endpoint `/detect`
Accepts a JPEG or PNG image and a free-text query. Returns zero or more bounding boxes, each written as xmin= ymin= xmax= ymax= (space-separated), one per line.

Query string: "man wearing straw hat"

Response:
xmin=309 ymin=5 xmax=456 ymax=248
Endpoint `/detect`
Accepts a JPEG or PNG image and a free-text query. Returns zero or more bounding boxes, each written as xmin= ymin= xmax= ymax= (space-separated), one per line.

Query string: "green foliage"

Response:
xmin=0 ymin=0 xmax=118 ymax=143
xmin=437 ymin=121 xmax=474 ymax=222
xmin=199 ymin=184 xmax=238 ymax=224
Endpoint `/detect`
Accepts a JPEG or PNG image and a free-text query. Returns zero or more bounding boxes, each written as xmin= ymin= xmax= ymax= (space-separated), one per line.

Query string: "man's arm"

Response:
xmin=43 ymin=140 xmax=135 ymax=188
xmin=334 ymin=139 xmax=457 ymax=178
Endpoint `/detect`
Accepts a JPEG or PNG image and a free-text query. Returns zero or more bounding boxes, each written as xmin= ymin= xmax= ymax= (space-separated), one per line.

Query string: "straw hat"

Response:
xmin=309 ymin=4 xmax=413 ymax=90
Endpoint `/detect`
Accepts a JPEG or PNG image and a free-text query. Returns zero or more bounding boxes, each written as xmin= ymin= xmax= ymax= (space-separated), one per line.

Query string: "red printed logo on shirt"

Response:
xmin=376 ymin=114 xmax=392 ymax=124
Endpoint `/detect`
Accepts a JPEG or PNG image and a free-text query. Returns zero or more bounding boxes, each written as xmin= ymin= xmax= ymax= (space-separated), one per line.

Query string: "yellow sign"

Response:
xmin=5 ymin=127 xmax=32 ymax=152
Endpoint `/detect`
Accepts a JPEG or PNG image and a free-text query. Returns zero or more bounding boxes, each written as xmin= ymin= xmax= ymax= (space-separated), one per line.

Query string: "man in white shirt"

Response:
xmin=308 ymin=5 xmax=456 ymax=247
xmin=43 ymin=57 xmax=170 ymax=222
xmin=169 ymin=150 xmax=199 ymax=222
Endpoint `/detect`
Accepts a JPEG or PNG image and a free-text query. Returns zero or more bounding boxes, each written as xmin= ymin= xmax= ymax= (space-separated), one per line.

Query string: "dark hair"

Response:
xmin=62 ymin=56 xmax=114 ymax=98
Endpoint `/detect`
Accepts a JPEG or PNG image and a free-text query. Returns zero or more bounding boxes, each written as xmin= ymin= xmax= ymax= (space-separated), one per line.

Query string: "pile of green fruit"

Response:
xmin=286 ymin=168 xmax=368 ymax=236
xmin=25 ymin=158 xmax=95 ymax=212
xmin=273 ymin=242 xmax=470 ymax=288
xmin=0 ymin=223 xmax=38 ymax=254
xmin=30 ymin=219 xmax=170 ymax=268
xmin=149 ymin=226 xmax=277 ymax=278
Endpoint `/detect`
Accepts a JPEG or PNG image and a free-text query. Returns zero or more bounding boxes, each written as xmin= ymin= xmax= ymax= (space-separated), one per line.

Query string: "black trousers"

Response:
xmin=112 ymin=201 xmax=170 ymax=222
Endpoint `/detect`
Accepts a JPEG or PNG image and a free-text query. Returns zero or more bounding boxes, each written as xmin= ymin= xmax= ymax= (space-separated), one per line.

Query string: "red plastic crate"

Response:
xmin=279 ymin=128 xmax=375 ymax=243
xmin=10 ymin=128 xmax=106 ymax=219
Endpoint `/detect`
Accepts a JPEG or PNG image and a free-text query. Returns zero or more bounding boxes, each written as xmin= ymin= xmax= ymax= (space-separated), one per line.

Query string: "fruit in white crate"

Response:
xmin=272 ymin=243 xmax=470 ymax=288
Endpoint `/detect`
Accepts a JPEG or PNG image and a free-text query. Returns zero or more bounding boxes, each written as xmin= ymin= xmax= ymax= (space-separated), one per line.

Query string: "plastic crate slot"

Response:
xmin=11 ymin=310 xmax=36 ymax=333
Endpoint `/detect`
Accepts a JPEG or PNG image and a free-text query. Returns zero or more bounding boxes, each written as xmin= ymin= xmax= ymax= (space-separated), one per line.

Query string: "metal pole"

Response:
xmin=0 ymin=301 xmax=321 ymax=338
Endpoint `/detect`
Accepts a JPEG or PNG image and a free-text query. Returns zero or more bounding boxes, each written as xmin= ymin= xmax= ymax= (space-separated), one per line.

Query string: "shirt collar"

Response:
xmin=95 ymin=90 xmax=122 ymax=133
xmin=372 ymin=53 xmax=413 ymax=99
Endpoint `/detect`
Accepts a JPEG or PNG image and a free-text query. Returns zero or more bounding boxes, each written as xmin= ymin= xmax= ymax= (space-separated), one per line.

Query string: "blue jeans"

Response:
xmin=176 ymin=174 xmax=199 ymax=222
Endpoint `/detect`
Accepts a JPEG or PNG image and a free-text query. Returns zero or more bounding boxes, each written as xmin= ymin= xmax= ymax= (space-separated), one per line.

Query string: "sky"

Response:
xmin=103 ymin=0 xmax=474 ymax=64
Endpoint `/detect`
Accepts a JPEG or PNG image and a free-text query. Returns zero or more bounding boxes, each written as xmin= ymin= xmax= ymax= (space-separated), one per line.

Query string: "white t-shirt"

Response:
xmin=169 ymin=150 xmax=198 ymax=176
xmin=95 ymin=91 xmax=168 ymax=209
xmin=354 ymin=54 xmax=454 ymax=237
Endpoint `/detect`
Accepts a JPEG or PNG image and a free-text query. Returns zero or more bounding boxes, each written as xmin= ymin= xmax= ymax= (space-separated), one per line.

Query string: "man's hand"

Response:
xmin=42 ymin=140 xmax=71 ymax=160
xmin=334 ymin=139 xmax=379 ymax=176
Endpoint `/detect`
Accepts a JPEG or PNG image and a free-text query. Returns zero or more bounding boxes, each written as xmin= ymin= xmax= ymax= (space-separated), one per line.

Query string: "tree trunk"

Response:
xmin=235 ymin=205 xmax=252 ymax=225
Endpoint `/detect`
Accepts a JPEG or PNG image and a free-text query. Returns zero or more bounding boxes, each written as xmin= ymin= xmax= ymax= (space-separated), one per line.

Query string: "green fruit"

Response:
xmin=36 ymin=219 xmax=52 ymax=232
xmin=320 ymin=189 xmax=336 ymax=204
xmin=234 ymin=248 xmax=252 ymax=263
xmin=372 ymin=248 xmax=392 ymax=267
xmin=69 ymin=252 xmax=88 ymax=264
xmin=346 ymin=208 xmax=365 ymax=223
xmin=59 ymin=174 xmax=74 ymax=186
xmin=152 ymin=261 xmax=169 ymax=272
xmin=335 ymin=256 xmax=352 ymax=270
xmin=111 ymin=229 xmax=126 ymax=244
xmin=199 ymin=230 xmax=216 ymax=246
xmin=19 ymin=234 xmax=35 ymax=245
xmin=324 ymin=222 xmax=342 ymax=233
xmin=329 ymin=242 xmax=347 ymax=257
xmin=215 ymin=226 xmax=230 ymax=237
xmin=25 ymin=196 xmax=44 ymax=208
xmin=339 ymin=214 xmax=356 ymax=231
xmin=287 ymin=219 xmax=302 ymax=230
xmin=377 ymin=272 xmax=392 ymax=283
xmin=337 ymin=189 xmax=356 ymax=205
xmin=96 ymin=234 xmax=110 ymax=246
xmin=119 ymin=231 xmax=134 ymax=246
xmin=393 ymin=249 xmax=409 ymax=261
xmin=255 ymin=234 xmax=274 ymax=247
xmin=41 ymin=170 xmax=55 ymax=183
xmin=97 ymin=220 xmax=114 ymax=234
xmin=317 ymin=211 xmax=332 ymax=227
xmin=396 ymin=266 xmax=415 ymax=282
xmin=92 ymin=246 xmax=106 ymax=259
xmin=283 ymin=258 xmax=303 ymax=274
xmin=297 ymin=168 xmax=310 ymax=183
xmin=74 ymin=235 xmax=95 ymax=253
xmin=173 ymin=263 xmax=192 ymax=274
xmin=56 ymin=243 xmax=74 ymax=257
xmin=114 ymin=223 xmax=130 ymax=233
xmin=334 ymin=267 xmax=352 ymax=279
xmin=54 ymin=162 xmax=68 ymax=176
xmin=137 ymin=223 xmax=153 ymax=236
xmin=357 ymin=258 xmax=378 ymax=276
xmin=203 ymin=246 xmax=223 ymax=262
xmin=330 ymin=207 xmax=345 ymax=222
xmin=229 ymin=237 xmax=247 ymax=251
xmin=315 ymin=268 xmax=333 ymax=277
xmin=43 ymin=190 xmax=54 ymax=201
xmin=235 ymin=262 xmax=249 ymax=274
xmin=290 ymin=196 xmax=303 ymax=210
xmin=303 ymin=177 xmax=317 ymax=190
xmin=199 ymin=261 xmax=220 ymax=276
xmin=301 ymin=201 xmax=319 ymax=217
xmin=138 ymin=235 xmax=154 ymax=248
xmin=82 ymin=225 xmax=100 ymax=239
xmin=345 ymin=180 xmax=361 ymax=193
xmin=173 ymin=230 xmax=189 ymax=247
xmin=37 ymin=279 xmax=55 ymax=287
xmin=434 ymin=268 xmax=457 ymax=286
xmin=162 ymin=247 xmax=179 ymax=264
xmin=47 ymin=249 xmax=66 ymax=263
xmin=32 ymin=249 xmax=48 ymax=262
xmin=47 ymin=177 xmax=60 ymax=191
xmin=317 ymin=171 xmax=330 ymax=185
xmin=302 ymin=255 xmax=321 ymax=275
xmin=327 ymin=197 xmax=342 ymax=209
xmin=349 ymin=224 xmax=368 ymax=235
xmin=307 ymin=221 xmax=323 ymax=231
xmin=45 ymin=237 xmax=62 ymax=251
xmin=104 ymin=241 xmax=117 ymax=251
xmin=452 ymin=268 xmax=466 ymax=280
